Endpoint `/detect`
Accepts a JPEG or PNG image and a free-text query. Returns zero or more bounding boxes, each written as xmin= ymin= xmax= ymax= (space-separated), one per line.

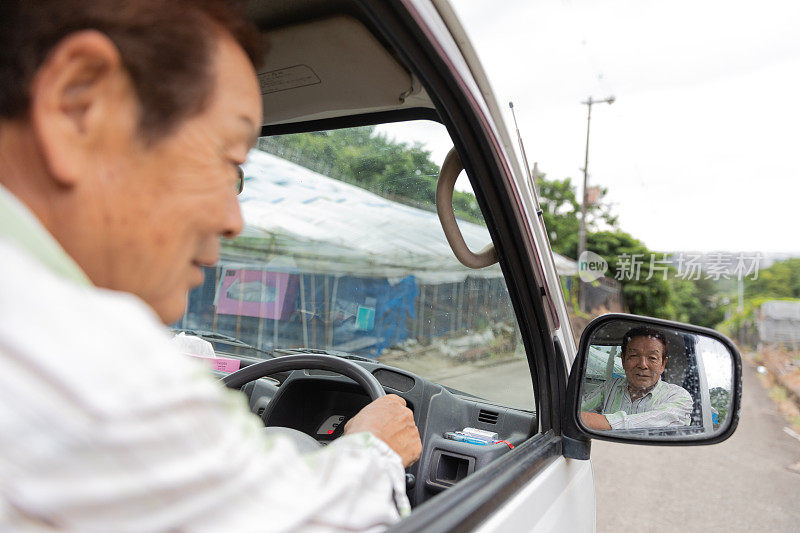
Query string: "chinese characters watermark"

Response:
xmin=609 ymin=252 xmax=761 ymax=282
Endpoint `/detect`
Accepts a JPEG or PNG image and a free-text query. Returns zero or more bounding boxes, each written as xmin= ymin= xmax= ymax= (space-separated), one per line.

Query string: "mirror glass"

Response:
xmin=579 ymin=318 xmax=735 ymax=441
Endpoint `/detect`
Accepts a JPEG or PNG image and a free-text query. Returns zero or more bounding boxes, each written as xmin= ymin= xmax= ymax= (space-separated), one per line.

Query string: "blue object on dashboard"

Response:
xmin=443 ymin=431 xmax=489 ymax=445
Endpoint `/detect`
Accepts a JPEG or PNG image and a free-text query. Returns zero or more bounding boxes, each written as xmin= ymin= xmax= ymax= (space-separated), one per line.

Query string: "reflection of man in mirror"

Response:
xmin=581 ymin=327 xmax=693 ymax=430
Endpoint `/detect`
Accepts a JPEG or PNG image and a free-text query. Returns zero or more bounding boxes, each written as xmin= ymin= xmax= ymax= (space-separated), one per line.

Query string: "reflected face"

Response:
xmin=622 ymin=335 xmax=667 ymax=391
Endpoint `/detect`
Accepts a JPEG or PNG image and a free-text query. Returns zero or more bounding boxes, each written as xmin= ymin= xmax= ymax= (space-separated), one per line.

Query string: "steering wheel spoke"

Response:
xmin=221 ymin=354 xmax=386 ymax=450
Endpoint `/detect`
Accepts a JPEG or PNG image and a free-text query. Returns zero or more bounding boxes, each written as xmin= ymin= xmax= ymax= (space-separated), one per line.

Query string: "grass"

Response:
xmin=769 ymin=385 xmax=789 ymax=403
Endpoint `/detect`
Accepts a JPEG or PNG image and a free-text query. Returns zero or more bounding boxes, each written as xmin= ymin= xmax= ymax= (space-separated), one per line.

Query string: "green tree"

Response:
xmin=668 ymin=277 xmax=726 ymax=328
xmin=587 ymin=230 xmax=672 ymax=318
xmin=536 ymin=172 xmax=729 ymax=324
xmin=258 ymin=127 xmax=485 ymax=223
xmin=536 ymin=176 xmax=579 ymax=256
xmin=744 ymin=258 xmax=800 ymax=300
xmin=719 ymin=258 xmax=800 ymax=338
xmin=709 ymin=387 xmax=730 ymax=424
xmin=535 ymin=172 xmax=617 ymax=257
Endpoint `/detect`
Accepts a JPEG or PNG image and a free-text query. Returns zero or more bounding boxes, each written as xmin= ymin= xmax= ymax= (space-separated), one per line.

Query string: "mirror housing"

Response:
xmin=564 ymin=313 xmax=742 ymax=457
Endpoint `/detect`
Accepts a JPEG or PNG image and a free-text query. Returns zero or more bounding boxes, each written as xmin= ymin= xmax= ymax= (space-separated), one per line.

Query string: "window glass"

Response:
xmin=584 ymin=344 xmax=622 ymax=396
xmin=177 ymin=122 xmax=534 ymax=411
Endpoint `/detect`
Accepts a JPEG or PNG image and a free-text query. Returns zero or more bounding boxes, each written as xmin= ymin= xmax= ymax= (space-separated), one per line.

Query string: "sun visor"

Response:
xmin=258 ymin=16 xmax=427 ymax=126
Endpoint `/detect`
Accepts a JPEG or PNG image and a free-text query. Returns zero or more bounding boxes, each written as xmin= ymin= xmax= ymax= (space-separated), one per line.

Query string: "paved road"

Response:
xmin=593 ymin=363 xmax=800 ymax=532
xmin=440 ymin=358 xmax=800 ymax=531
xmin=436 ymin=358 xmax=535 ymax=411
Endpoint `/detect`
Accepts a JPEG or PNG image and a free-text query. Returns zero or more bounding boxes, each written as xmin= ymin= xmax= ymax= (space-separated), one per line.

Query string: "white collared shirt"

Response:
xmin=0 ymin=184 xmax=409 ymax=531
xmin=581 ymin=376 xmax=693 ymax=430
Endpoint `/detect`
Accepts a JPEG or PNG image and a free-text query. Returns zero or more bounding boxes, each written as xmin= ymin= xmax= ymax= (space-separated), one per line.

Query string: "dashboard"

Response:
xmin=233 ymin=357 xmax=536 ymax=506
xmin=262 ymin=378 xmax=383 ymax=443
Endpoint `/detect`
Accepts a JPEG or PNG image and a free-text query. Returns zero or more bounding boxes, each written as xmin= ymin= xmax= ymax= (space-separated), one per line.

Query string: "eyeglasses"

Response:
xmin=236 ymin=165 xmax=245 ymax=195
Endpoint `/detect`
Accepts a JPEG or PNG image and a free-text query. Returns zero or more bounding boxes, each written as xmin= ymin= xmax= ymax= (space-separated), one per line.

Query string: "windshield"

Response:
xmin=176 ymin=122 xmax=534 ymax=410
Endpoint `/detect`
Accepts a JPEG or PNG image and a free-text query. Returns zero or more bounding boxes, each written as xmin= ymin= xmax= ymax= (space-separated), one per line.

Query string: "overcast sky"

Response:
xmin=429 ymin=0 xmax=799 ymax=254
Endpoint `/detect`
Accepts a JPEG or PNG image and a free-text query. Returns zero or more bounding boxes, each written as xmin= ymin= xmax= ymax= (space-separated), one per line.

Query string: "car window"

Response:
xmin=176 ymin=121 xmax=535 ymax=411
xmin=585 ymin=345 xmax=622 ymax=379
xmin=583 ymin=344 xmax=622 ymax=396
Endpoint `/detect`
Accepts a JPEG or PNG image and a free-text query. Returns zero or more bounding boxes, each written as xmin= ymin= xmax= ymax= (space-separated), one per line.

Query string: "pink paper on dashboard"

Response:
xmin=210 ymin=357 xmax=240 ymax=373
xmin=186 ymin=353 xmax=241 ymax=373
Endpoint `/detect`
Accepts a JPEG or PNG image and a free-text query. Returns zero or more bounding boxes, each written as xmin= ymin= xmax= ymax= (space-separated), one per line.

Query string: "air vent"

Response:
xmin=256 ymin=407 xmax=266 ymax=417
xmin=478 ymin=409 xmax=499 ymax=424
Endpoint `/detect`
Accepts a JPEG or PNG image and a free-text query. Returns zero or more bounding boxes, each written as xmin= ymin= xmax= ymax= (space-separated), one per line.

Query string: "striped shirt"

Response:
xmin=0 ymin=184 xmax=409 ymax=532
xmin=581 ymin=376 xmax=693 ymax=430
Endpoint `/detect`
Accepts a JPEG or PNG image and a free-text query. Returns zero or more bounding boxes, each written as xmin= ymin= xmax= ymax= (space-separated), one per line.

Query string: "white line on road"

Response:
xmin=783 ymin=426 xmax=800 ymax=443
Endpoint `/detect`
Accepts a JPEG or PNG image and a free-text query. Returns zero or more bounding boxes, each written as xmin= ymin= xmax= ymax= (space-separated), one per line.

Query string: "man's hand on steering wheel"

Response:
xmin=222 ymin=355 xmax=421 ymax=466
xmin=345 ymin=394 xmax=421 ymax=468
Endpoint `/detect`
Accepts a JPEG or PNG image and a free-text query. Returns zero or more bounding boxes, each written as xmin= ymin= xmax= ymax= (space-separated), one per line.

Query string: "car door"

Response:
xmin=368 ymin=2 xmax=594 ymax=530
xmin=192 ymin=1 xmax=594 ymax=530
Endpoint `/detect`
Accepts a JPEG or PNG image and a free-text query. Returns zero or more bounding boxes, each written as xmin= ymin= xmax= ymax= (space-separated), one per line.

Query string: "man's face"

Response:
xmin=92 ymin=32 xmax=262 ymax=323
xmin=622 ymin=335 xmax=667 ymax=391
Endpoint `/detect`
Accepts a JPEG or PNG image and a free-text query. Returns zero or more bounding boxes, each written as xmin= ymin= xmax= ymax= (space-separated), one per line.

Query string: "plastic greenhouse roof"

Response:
xmin=223 ymin=149 xmax=575 ymax=283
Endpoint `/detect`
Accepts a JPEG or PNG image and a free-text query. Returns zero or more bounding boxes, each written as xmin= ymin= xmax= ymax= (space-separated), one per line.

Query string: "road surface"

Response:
xmin=593 ymin=363 xmax=800 ymax=532
xmin=440 ymin=358 xmax=800 ymax=531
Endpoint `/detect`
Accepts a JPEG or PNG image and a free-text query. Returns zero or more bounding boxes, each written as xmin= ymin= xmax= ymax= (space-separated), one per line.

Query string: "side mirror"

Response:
xmin=564 ymin=313 xmax=742 ymax=457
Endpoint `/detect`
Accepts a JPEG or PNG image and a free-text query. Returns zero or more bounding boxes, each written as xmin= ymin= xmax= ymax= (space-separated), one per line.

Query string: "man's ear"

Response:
xmin=29 ymin=30 xmax=136 ymax=186
xmin=661 ymin=355 xmax=668 ymax=372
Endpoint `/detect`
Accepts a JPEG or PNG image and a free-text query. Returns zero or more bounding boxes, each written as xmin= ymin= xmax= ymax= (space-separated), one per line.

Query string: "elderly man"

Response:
xmin=0 ymin=1 xmax=420 ymax=530
xmin=580 ymin=327 xmax=693 ymax=431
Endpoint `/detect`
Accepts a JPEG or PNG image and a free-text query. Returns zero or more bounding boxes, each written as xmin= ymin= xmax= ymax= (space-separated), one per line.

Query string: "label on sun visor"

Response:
xmin=258 ymin=65 xmax=321 ymax=94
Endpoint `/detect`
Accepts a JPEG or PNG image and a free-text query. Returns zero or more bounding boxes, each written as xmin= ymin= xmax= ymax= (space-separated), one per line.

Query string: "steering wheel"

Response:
xmin=221 ymin=354 xmax=386 ymax=452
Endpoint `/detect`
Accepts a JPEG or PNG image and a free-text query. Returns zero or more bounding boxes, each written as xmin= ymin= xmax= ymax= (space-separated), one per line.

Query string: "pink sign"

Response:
xmin=216 ymin=269 xmax=298 ymax=320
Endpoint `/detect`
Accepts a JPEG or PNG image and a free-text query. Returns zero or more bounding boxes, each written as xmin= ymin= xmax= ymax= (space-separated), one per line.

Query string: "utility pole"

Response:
xmin=577 ymin=95 xmax=614 ymax=312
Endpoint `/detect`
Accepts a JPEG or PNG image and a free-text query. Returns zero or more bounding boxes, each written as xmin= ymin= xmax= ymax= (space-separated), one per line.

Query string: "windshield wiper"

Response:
xmin=171 ymin=328 xmax=275 ymax=358
xmin=273 ymin=348 xmax=374 ymax=363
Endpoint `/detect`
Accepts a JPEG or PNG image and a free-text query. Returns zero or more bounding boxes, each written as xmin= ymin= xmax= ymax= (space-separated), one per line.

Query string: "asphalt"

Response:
xmin=435 ymin=357 xmax=535 ymax=411
xmin=437 ymin=357 xmax=800 ymax=531
xmin=395 ymin=352 xmax=800 ymax=531
xmin=593 ymin=363 xmax=800 ymax=532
